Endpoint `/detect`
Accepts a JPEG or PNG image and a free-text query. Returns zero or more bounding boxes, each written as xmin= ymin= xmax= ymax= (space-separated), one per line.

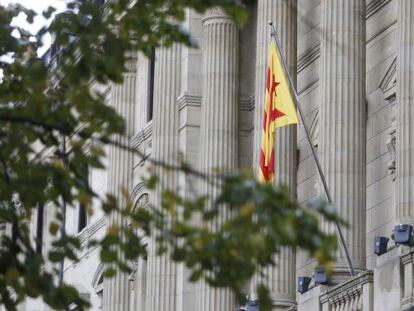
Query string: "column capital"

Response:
xmin=125 ymin=51 xmax=137 ymax=73
xmin=203 ymin=7 xmax=234 ymax=24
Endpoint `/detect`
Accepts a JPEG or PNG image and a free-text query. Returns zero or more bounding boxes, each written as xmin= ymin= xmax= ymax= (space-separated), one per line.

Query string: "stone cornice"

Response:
xmin=78 ymin=216 xmax=106 ymax=245
xmin=205 ymin=7 xmax=226 ymax=18
xmin=178 ymin=94 xmax=202 ymax=132
xmin=309 ymin=109 xmax=319 ymax=146
xmin=130 ymin=121 xmax=153 ymax=150
xmin=379 ymin=56 xmax=397 ymax=99
xmin=320 ymin=271 xmax=374 ymax=304
xmin=103 ymin=84 xmax=111 ymax=102
xmin=401 ymin=248 xmax=414 ymax=265
xmin=177 ymin=93 xmax=202 ymax=111
xmin=298 ymin=45 xmax=320 ymax=73
xmin=366 ymin=0 xmax=393 ymax=19
xmin=240 ymin=96 xmax=255 ymax=111
xmin=63 ymin=216 xmax=106 ymax=272
xmin=203 ymin=7 xmax=234 ymax=23
xmin=298 ymin=79 xmax=319 ymax=97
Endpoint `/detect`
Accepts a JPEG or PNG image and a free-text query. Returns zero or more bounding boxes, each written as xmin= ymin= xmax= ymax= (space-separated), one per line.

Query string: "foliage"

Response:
xmin=0 ymin=1 xmax=339 ymax=310
xmin=151 ymin=172 xmax=340 ymax=309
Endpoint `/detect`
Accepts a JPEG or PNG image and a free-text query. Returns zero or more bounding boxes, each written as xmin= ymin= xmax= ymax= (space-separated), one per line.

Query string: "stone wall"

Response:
xmin=365 ymin=0 xmax=397 ymax=270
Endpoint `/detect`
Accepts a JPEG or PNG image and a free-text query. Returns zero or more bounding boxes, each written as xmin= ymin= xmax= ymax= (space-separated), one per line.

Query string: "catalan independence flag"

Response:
xmin=259 ymin=40 xmax=298 ymax=182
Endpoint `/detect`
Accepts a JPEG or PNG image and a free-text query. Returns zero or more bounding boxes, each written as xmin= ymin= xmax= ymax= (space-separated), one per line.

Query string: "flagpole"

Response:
xmin=268 ymin=22 xmax=356 ymax=277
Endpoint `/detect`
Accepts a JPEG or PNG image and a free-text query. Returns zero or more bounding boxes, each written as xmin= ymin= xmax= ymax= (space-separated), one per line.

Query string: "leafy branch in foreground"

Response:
xmin=0 ymin=1 xmax=340 ymax=310
xmin=144 ymin=171 xmax=340 ymax=310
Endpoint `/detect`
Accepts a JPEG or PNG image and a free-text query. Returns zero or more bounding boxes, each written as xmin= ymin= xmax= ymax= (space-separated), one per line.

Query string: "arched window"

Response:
xmin=92 ymin=265 xmax=104 ymax=310
xmin=130 ymin=183 xmax=150 ymax=212
xmin=135 ymin=193 xmax=149 ymax=211
xmin=128 ymin=186 xmax=150 ymax=310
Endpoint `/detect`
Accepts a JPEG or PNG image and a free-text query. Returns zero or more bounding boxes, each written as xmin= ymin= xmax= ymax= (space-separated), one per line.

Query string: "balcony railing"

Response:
xmin=320 ymin=271 xmax=373 ymax=311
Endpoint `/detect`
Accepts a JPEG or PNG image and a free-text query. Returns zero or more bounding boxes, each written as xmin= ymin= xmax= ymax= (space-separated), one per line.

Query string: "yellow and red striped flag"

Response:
xmin=259 ymin=40 xmax=298 ymax=182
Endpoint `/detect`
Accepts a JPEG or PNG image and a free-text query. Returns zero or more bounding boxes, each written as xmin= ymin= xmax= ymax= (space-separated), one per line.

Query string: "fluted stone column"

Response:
xmin=196 ymin=8 xmax=238 ymax=311
xmin=145 ymin=44 xmax=181 ymax=311
xmin=252 ymin=1 xmax=297 ymax=308
xmin=103 ymin=55 xmax=137 ymax=311
xmin=320 ymin=0 xmax=366 ymax=276
xmin=135 ymin=52 xmax=150 ymax=132
xmin=397 ymin=1 xmax=414 ymax=224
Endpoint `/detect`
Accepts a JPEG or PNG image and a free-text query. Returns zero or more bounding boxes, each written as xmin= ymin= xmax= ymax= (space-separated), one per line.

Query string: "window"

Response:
xmin=36 ymin=203 xmax=44 ymax=253
xmin=78 ymin=204 xmax=87 ymax=233
xmin=147 ymin=48 xmax=155 ymax=121
xmin=77 ymin=163 xmax=89 ymax=233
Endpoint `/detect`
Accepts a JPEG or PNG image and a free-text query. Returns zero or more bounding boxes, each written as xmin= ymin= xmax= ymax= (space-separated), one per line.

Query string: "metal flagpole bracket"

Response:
xmin=267 ymin=22 xmax=356 ymax=278
xmin=268 ymin=21 xmax=276 ymax=36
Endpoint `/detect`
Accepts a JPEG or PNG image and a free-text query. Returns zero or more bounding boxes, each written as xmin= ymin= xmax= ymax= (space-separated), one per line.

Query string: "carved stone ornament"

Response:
xmin=125 ymin=51 xmax=138 ymax=73
xmin=128 ymin=260 xmax=139 ymax=291
xmin=203 ymin=7 xmax=233 ymax=23
xmin=386 ymin=119 xmax=396 ymax=181
xmin=204 ymin=7 xmax=227 ymax=18
xmin=135 ymin=193 xmax=149 ymax=210
xmin=380 ymin=59 xmax=397 ymax=182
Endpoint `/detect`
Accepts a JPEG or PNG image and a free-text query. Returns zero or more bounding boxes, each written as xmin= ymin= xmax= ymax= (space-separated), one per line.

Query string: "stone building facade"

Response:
xmin=20 ymin=0 xmax=414 ymax=310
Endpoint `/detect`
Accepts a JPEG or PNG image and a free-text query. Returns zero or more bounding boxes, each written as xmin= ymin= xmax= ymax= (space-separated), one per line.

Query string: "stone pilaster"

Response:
xmin=103 ymin=54 xmax=137 ymax=311
xmin=145 ymin=44 xmax=181 ymax=311
xmin=396 ymin=0 xmax=414 ymax=224
xmin=320 ymin=0 xmax=366 ymax=276
xmin=196 ymin=8 xmax=238 ymax=311
xmin=176 ymin=12 xmax=204 ymax=311
xmin=135 ymin=52 xmax=150 ymax=132
xmin=253 ymin=1 xmax=297 ymax=308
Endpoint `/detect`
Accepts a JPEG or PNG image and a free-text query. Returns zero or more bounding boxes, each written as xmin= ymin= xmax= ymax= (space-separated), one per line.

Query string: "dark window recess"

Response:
xmin=11 ymin=198 xmax=20 ymax=243
xmin=11 ymin=221 xmax=18 ymax=243
xmin=78 ymin=163 xmax=89 ymax=233
xmin=147 ymin=48 xmax=156 ymax=122
xmin=78 ymin=204 xmax=87 ymax=233
xmin=36 ymin=203 xmax=44 ymax=253
xmin=98 ymin=274 xmax=103 ymax=286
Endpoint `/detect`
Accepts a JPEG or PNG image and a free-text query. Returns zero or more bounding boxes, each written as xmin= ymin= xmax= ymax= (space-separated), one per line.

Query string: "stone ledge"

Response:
xmin=131 ymin=121 xmax=153 ymax=150
xmin=366 ymin=0 xmax=393 ymax=19
xmin=376 ymin=243 xmax=403 ymax=266
xmin=240 ymin=96 xmax=255 ymax=111
xmin=298 ymin=45 xmax=320 ymax=73
xmin=379 ymin=56 xmax=397 ymax=100
xmin=177 ymin=93 xmax=202 ymax=111
xmin=320 ymin=271 xmax=373 ymax=304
